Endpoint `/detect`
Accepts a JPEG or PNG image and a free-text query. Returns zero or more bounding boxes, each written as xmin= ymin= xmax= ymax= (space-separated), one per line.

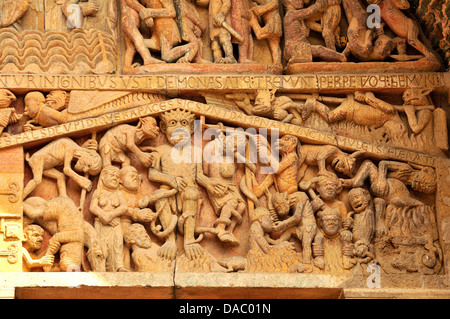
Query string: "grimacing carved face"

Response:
xmin=24 ymin=228 xmax=44 ymax=251
xmin=160 ymin=110 xmax=195 ymax=147
xmin=320 ymin=209 xmax=341 ymax=237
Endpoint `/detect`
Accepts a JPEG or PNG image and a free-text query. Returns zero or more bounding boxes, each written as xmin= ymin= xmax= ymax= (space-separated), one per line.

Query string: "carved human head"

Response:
xmin=0 ymin=89 xmax=16 ymax=108
xmin=253 ymin=89 xmax=277 ymax=116
xmin=315 ymin=171 xmax=342 ymax=200
xmin=24 ymin=92 xmax=46 ymax=118
xmin=120 ymin=165 xmax=142 ymax=193
xmin=99 ymin=165 xmax=121 ymax=190
xmin=123 ymin=223 xmax=152 ymax=249
xmin=347 ymin=188 xmax=371 ymax=213
xmin=272 ymin=192 xmax=290 ymax=218
xmin=74 ymin=147 xmax=102 ymax=176
xmin=317 ymin=208 xmax=341 ymax=237
xmin=159 ymin=109 xmax=195 ymax=146
xmin=23 ymin=224 xmax=45 ymax=251
xmin=331 ymin=151 xmax=364 ymax=177
xmin=410 ymin=166 xmax=436 ymax=194
xmin=46 ymin=90 xmax=69 ymax=111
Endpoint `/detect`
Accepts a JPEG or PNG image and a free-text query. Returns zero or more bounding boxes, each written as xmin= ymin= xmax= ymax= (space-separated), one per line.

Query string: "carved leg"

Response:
xmin=23 ymin=158 xmax=44 ymax=199
xmin=312 ymin=232 xmax=324 ymax=269
xmin=322 ymin=5 xmax=341 ymax=51
xmin=43 ymin=168 xmax=68 ymax=197
xmin=155 ymin=197 xmax=178 ymax=260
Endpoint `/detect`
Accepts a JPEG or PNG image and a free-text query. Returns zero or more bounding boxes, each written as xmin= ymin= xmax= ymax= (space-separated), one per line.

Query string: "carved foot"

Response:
xmin=217 ymin=229 xmax=239 ymax=246
xmin=314 ymin=256 xmax=325 ymax=269
xmin=157 ymin=241 xmax=177 ymax=260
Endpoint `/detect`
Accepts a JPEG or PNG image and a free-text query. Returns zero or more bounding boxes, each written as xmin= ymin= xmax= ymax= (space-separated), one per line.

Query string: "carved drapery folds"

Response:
xmin=0 ymin=0 xmax=447 ymax=282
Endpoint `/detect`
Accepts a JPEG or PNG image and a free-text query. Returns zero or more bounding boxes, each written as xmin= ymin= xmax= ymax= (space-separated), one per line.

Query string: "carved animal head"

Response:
xmin=45 ymin=90 xmax=69 ymax=111
xmin=402 ymin=88 xmax=433 ymax=106
xmin=137 ymin=116 xmax=159 ymax=139
xmin=271 ymin=192 xmax=290 ymax=218
xmin=331 ymin=150 xmax=365 ymax=177
xmin=74 ymin=148 xmax=102 ymax=176
xmin=0 ymin=89 xmax=16 ymax=108
xmin=86 ymin=242 xmax=107 ymax=272
xmin=275 ymin=135 xmax=299 ymax=155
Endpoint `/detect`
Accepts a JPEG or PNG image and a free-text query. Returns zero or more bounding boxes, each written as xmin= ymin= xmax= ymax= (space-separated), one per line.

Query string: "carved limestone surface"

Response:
xmin=0 ymin=0 xmax=446 ymax=299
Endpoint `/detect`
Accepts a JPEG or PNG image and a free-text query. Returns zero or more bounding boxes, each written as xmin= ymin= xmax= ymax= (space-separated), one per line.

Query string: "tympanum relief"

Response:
xmin=0 ymin=0 xmax=446 ymax=282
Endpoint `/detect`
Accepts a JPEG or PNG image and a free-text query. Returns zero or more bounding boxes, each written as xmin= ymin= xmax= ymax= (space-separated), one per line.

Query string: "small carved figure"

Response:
xmin=142 ymin=0 xmax=198 ymax=63
xmin=208 ymin=0 xmax=237 ymax=63
xmin=23 ymin=137 xmax=102 ymax=199
xmin=366 ymin=0 xmax=439 ymax=61
xmin=347 ymin=188 xmax=375 ymax=262
xmin=342 ymin=0 xmax=395 ymax=61
xmin=177 ymin=0 xmax=210 ymax=64
xmin=22 ymin=224 xmax=54 ymax=272
xmin=251 ymin=134 xmax=301 ymax=197
xmin=269 ymin=191 xmax=317 ymax=264
xmin=89 ymin=166 xmax=129 ymax=272
xmin=197 ymin=131 xmax=256 ymax=245
xmin=99 ymin=116 xmax=159 ymax=168
xmin=23 ymin=91 xmax=69 ymax=130
xmin=121 ymin=0 xmax=163 ymax=71
xmin=301 ymin=171 xmax=355 ymax=270
xmin=0 ymin=89 xmax=20 ymax=136
xmin=42 ymin=197 xmax=85 ymax=272
xmin=283 ymin=0 xmax=348 ymax=63
xmin=245 ymin=207 xmax=299 ymax=272
xmin=247 ymin=0 xmax=283 ymax=68
xmin=341 ymin=159 xmax=442 ymax=274
xmin=147 ymin=109 xmax=204 ymax=260
xmin=123 ymin=223 xmax=159 ymax=271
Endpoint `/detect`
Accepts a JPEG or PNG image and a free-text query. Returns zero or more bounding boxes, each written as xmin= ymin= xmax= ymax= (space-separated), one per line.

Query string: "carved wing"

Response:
xmin=67 ymin=90 xmax=131 ymax=114
xmin=202 ymin=93 xmax=241 ymax=112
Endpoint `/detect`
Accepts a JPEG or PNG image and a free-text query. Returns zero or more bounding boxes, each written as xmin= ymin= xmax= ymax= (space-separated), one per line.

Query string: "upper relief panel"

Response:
xmin=0 ymin=0 xmax=444 ymax=75
xmin=0 ymin=0 xmax=118 ymax=74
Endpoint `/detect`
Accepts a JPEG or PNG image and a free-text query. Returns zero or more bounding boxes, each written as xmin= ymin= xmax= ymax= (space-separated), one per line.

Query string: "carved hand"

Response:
xmin=213 ymin=12 xmax=225 ymax=27
xmin=40 ymin=255 xmax=55 ymax=266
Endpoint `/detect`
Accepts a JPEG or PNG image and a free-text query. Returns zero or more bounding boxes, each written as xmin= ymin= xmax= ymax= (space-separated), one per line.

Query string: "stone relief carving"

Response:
xmin=8 ymin=88 xmax=443 ymax=276
xmin=0 ymin=0 xmax=445 ymax=284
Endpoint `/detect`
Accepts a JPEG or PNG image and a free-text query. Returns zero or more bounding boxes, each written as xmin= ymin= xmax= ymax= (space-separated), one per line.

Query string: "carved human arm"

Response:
xmin=22 ymin=248 xmax=54 ymax=269
xmin=404 ymin=107 xmax=433 ymax=134
xmin=251 ymin=0 xmax=278 ymax=17
xmin=125 ymin=131 xmax=153 ymax=167
xmin=148 ymin=167 xmax=180 ymax=189
xmin=140 ymin=0 xmax=177 ymax=19
xmin=63 ymin=149 xmax=92 ymax=191
xmin=355 ymin=91 xmax=397 ymax=114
